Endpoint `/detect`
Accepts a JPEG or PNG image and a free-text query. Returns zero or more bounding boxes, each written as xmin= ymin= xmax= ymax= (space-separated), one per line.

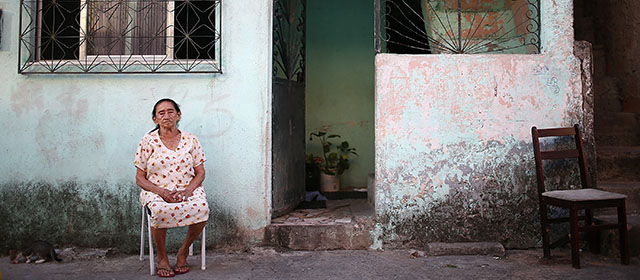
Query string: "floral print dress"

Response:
xmin=135 ymin=130 xmax=210 ymax=229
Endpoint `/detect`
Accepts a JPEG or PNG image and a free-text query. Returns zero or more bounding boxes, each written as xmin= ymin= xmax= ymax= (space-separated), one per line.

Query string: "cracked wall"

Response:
xmin=373 ymin=0 xmax=590 ymax=249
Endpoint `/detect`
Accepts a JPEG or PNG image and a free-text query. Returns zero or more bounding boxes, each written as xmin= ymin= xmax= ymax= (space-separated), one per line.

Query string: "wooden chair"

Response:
xmin=531 ymin=124 xmax=629 ymax=268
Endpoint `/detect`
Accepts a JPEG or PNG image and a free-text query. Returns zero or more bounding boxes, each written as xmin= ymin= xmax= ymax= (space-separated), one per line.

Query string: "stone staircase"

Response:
xmin=575 ymin=0 xmax=640 ymax=257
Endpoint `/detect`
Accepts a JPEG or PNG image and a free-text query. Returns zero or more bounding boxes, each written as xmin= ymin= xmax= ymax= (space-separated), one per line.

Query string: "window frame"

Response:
xmin=19 ymin=0 xmax=223 ymax=74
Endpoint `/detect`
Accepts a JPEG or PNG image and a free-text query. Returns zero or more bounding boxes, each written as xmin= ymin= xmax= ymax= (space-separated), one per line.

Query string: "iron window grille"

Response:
xmin=19 ymin=0 xmax=222 ymax=74
xmin=375 ymin=0 xmax=540 ymax=54
xmin=273 ymin=0 xmax=305 ymax=82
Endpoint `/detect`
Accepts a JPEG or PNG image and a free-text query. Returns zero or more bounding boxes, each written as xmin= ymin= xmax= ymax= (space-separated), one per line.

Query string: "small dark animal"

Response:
xmin=9 ymin=241 xmax=62 ymax=264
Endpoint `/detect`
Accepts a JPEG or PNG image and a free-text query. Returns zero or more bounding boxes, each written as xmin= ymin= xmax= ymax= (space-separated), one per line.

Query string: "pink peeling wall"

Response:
xmin=373 ymin=0 xmax=588 ymax=248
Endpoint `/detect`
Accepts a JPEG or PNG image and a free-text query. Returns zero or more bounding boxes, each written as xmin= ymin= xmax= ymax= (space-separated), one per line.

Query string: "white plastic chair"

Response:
xmin=140 ymin=206 xmax=206 ymax=275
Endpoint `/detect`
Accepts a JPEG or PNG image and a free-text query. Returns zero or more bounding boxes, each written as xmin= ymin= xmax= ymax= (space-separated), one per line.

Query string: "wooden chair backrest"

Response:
xmin=531 ymin=124 xmax=591 ymax=197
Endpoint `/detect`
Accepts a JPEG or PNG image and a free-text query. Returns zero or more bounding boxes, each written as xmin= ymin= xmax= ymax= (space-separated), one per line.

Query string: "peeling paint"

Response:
xmin=374 ymin=0 xmax=588 ymax=249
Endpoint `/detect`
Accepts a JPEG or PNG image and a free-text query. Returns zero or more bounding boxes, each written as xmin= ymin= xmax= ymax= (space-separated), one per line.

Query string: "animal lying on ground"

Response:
xmin=9 ymin=241 xmax=62 ymax=264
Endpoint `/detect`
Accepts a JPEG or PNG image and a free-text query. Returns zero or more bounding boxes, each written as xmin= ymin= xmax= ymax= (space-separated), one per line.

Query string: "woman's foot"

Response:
xmin=156 ymin=267 xmax=175 ymax=278
xmin=174 ymin=248 xmax=190 ymax=275
xmin=157 ymin=257 xmax=174 ymax=277
xmin=174 ymin=264 xmax=189 ymax=275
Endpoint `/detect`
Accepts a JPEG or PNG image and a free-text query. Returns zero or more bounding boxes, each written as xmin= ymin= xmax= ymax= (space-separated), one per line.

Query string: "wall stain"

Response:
xmin=0 ymin=181 xmax=256 ymax=254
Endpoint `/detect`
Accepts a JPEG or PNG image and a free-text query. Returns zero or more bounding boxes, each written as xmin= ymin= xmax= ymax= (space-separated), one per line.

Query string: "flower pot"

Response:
xmin=320 ymin=172 xmax=340 ymax=192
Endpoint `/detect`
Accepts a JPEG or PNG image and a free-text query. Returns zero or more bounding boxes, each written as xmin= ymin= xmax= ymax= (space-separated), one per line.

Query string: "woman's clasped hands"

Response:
xmin=159 ymin=188 xmax=194 ymax=203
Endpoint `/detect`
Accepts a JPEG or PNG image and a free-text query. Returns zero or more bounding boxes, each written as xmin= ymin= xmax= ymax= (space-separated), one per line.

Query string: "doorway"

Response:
xmin=271 ymin=0 xmax=375 ymax=222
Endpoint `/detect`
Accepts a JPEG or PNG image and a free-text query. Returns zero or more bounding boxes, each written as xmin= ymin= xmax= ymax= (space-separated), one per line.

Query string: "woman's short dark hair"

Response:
xmin=151 ymin=98 xmax=181 ymax=132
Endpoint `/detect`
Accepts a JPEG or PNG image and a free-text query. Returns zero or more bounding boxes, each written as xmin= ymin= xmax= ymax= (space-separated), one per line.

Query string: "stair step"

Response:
xmin=595 ymin=133 xmax=640 ymax=146
xmin=265 ymin=200 xmax=374 ymax=250
xmin=594 ymin=112 xmax=640 ymax=132
xmin=598 ymin=181 xmax=640 ymax=212
xmin=623 ymin=97 xmax=640 ymax=113
xmin=264 ymin=222 xmax=373 ymax=250
xmin=594 ymin=76 xmax=622 ymax=113
xmin=594 ymin=95 xmax=623 ymax=114
xmin=594 ymin=214 xmax=640 ymax=257
xmin=592 ymin=45 xmax=607 ymax=78
xmin=597 ymin=146 xmax=640 ymax=181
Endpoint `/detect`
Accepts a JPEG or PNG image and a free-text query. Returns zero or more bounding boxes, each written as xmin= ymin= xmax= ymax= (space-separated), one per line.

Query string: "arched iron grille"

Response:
xmin=19 ymin=0 xmax=222 ymax=74
xmin=375 ymin=0 xmax=540 ymax=54
xmin=273 ymin=0 xmax=305 ymax=82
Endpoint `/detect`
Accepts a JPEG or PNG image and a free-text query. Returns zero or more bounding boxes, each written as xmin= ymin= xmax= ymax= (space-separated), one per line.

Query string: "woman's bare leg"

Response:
xmin=151 ymin=228 xmax=173 ymax=276
xmin=175 ymin=221 xmax=206 ymax=271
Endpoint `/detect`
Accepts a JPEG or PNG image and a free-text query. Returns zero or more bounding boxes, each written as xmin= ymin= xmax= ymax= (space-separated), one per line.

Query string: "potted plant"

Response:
xmin=309 ymin=131 xmax=358 ymax=192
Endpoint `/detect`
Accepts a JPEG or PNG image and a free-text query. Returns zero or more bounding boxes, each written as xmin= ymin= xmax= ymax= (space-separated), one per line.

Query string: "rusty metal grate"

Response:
xmin=19 ymin=0 xmax=222 ymax=74
xmin=375 ymin=0 xmax=540 ymax=54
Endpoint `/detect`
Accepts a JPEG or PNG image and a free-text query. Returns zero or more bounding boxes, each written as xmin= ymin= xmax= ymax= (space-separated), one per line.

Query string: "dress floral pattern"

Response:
xmin=135 ymin=130 xmax=209 ymax=229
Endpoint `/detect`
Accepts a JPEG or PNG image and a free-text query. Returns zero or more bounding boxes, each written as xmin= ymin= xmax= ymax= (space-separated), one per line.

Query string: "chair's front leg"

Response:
xmin=570 ymin=203 xmax=580 ymax=269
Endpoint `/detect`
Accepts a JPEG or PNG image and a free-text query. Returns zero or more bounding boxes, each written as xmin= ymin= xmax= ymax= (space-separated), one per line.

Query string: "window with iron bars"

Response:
xmin=375 ymin=0 xmax=540 ymax=54
xmin=19 ymin=0 xmax=221 ymax=73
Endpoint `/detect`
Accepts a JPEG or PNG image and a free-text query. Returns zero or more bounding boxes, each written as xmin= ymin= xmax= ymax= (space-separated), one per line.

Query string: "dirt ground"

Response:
xmin=0 ymin=248 xmax=638 ymax=280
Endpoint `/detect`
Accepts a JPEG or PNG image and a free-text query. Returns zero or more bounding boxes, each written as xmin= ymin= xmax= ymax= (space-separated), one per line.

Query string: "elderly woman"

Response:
xmin=134 ymin=98 xmax=209 ymax=277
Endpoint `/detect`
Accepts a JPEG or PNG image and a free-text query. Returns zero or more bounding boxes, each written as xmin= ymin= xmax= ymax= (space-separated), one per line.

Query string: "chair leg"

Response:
xmin=539 ymin=203 xmax=551 ymax=258
xmin=584 ymin=209 xmax=599 ymax=254
xmin=201 ymin=226 xmax=206 ymax=270
xmin=189 ymin=244 xmax=193 ymax=256
xmin=618 ymin=202 xmax=630 ymax=265
xmin=570 ymin=204 xmax=580 ymax=269
xmin=140 ymin=206 xmax=145 ymax=261
xmin=146 ymin=211 xmax=155 ymax=275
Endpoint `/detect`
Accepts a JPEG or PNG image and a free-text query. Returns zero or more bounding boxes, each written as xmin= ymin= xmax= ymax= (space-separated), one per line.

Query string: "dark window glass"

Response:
xmin=40 ymin=0 xmax=80 ymax=60
xmin=174 ymin=1 xmax=216 ymax=59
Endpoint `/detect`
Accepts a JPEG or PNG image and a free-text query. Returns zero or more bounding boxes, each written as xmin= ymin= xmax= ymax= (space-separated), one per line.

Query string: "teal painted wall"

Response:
xmin=0 ymin=0 xmax=272 ymax=252
xmin=306 ymin=0 xmax=374 ymax=188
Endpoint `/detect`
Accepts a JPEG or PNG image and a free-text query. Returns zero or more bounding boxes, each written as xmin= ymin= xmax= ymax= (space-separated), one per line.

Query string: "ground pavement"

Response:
xmin=1 ymin=247 xmax=638 ymax=280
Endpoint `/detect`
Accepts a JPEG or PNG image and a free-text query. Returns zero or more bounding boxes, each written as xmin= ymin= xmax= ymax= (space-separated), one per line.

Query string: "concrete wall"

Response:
xmin=373 ymin=0 xmax=588 ymax=249
xmin=0 ymin=0 xmax=272 ymax=252
xmin=306 ymin=0 xmax=374 ymax=188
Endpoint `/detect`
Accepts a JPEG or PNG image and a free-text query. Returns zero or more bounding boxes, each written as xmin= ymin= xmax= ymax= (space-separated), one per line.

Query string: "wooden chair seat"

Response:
xmin=542 ymin=189 xmax=626 ymax=202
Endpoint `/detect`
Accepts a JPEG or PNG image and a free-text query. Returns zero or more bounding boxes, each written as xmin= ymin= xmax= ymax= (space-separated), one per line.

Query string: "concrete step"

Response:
xmin=623 ymin=97 xmax=640 ymax=113
xmin=595 ymin=133 xmax=640 ymax=146
xmin=597 ymin=181 xmax=640 ymax=213
xmin=592 ymin=44 xmax=607 ymax=78
xmin=596 ymin=146 xmax=640 ymax=181
xmin=594 ymin=214 xmax=640 ymax=257
xmin=594 ymin=112 xmax=640 ymax=145
xmin=594 ymin=77 xmax=622 ymax=112
xmin=594 ymin=112 xmax=640 ymax=132
xmin=264 ymin=200 xmax=374 ymax=250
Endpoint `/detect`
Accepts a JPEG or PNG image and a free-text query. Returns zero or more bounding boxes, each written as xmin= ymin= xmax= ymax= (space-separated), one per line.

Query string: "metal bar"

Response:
xmin=374 ymin=0 xmax=380 ymax=53
xmin=457 ymin=0 xmax=461 ymax=53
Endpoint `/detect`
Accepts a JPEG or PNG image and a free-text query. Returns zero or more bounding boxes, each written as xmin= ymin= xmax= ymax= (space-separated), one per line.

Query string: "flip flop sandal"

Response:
xmin=156 ymin=267 xmax=175 ymax=278
xmin=174 ymin=264 xmax=190 ymax=275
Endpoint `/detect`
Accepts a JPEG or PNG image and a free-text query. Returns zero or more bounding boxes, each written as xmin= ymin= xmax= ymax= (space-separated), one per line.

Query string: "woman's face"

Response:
xmin=153 ymin=101 xmax=181 ymax=130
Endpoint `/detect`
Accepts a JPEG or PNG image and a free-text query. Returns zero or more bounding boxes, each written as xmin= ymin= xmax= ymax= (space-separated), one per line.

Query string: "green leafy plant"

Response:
xmin=309 ymin=131 xmax=358 ymax=176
